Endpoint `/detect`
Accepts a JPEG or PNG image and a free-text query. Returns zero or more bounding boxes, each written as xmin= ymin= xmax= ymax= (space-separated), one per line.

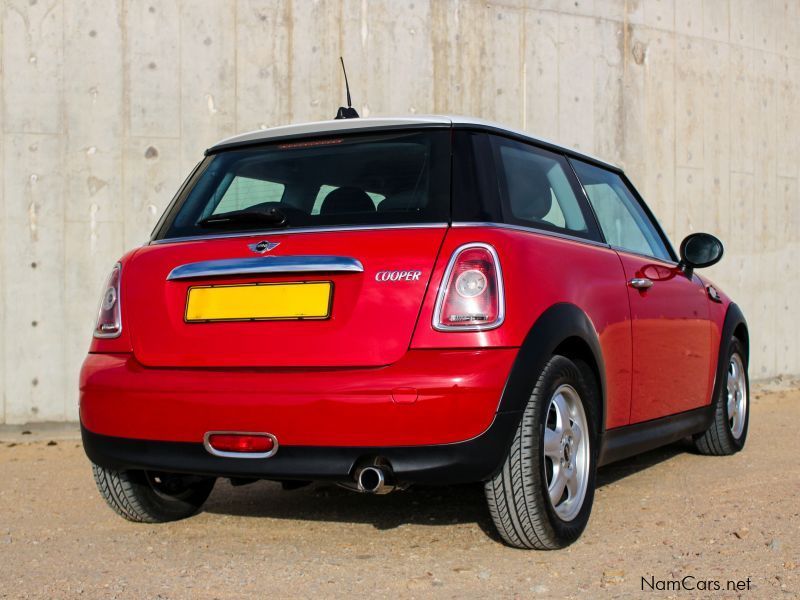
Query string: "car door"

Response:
xmin=570 ymin=159 xmax=712 ymax=423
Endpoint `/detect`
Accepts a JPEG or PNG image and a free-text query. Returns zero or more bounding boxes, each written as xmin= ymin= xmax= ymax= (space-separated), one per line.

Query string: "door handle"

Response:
xmin=629 ymin=277 xmax=654 ymax=290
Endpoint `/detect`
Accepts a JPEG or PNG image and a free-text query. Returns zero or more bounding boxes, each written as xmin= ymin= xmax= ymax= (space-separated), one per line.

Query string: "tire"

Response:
xmin=485 ymin=355 xmax=599 ymax=549
xmin=92 ymin=463 xmax=216 ymax=523
xmin=694 ymin=338 xmax=749 ymax=455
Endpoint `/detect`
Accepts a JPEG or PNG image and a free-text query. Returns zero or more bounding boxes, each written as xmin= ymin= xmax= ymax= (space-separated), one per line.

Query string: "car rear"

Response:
xmin=80 ymin=120 xmax=518 ymax=484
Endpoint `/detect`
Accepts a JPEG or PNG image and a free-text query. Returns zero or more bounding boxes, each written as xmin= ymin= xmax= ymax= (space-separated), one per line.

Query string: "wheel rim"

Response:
xmin=727 ymin=353 xmax=747 ymax=439
xmin=543 ymin=384 xmax=590 ymax=522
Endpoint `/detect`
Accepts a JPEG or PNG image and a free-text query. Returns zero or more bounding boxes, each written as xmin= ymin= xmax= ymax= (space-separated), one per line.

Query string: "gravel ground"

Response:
xmin=1 ymin=387 xmax=798 ymax=599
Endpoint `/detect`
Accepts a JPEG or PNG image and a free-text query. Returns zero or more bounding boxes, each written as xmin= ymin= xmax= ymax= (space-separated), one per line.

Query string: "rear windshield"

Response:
xmin=154 ymin=130 xmax=451 ymax=240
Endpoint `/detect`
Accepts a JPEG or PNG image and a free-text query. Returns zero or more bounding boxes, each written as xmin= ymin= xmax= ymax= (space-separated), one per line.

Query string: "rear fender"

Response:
xmin=497 ymin=303 xmax=606 ymax=432
xmin=709 ymin=303 xmax=748 ymax=406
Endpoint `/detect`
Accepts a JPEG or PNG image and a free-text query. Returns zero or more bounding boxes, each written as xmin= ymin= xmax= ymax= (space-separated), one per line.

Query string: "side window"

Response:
xmin=570 ymin=160 xmax=672 ymax=261
xmin=491 ymin=137 xmax=600 ymax=240
xmin=212 ymin=176 xmax=285 ymax=214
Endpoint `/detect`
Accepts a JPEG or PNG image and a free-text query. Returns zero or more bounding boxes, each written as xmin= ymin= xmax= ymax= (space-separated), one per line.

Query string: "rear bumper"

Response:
xmin=81 ymin=410 xmax=522 ymax=485
xmin=80 ymin=349 xmax=516 ymax=447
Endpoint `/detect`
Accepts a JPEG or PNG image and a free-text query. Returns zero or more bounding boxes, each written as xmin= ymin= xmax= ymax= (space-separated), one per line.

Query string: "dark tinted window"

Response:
xmin=451 ymin=131 xmax=503 ymax=223
xmin=490 ymin=136 xmax=601 ymax=241
xmin=156 ymin=131 xmax=450 ymax=240
xmin=570 ymin=159 xmax=672 ymax=261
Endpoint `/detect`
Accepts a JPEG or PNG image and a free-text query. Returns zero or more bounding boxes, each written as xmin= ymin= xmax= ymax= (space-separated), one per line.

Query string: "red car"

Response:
xmin=81 ymin=116 xmax=749 ymax=549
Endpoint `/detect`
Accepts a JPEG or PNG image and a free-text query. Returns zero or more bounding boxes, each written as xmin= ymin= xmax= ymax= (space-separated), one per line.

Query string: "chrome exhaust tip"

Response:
xmin=356 ymin=466 xmax=395 ymax=495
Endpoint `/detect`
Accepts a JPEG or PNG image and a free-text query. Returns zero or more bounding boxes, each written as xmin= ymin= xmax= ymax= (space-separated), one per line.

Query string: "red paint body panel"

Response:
xmin=615 ymin=254 xmax=713 ymax=423
xmin=697 ymin=274 xmax=734 ymax=398
xmin=412 ymin=227 xmax=633 ymax=429
xmin=123 ymin=228 xmax=446 ymax=368
xmin=80 ymin=349 xmax=516 ymax=446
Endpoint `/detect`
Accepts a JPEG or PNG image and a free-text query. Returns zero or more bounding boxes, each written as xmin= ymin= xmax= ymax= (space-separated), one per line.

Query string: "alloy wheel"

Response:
xmin=543 ymin=384 xmax=590 ymax=521
xmin=727 ymin=353 xmax=747 ymax=439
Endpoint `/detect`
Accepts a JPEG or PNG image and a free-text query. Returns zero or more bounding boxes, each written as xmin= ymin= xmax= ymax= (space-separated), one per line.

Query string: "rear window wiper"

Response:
xmin=198 ymin=206 xmax=287 ymax=228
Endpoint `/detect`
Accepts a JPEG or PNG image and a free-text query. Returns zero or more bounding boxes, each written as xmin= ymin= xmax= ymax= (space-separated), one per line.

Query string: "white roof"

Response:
xmin=208 ymin=114 xmax=619 ymax=170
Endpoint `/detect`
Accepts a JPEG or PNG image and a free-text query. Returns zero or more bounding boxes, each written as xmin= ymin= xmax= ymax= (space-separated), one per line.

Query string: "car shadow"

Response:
xmin=595 ymin=439 xmax=690 ymax=488
xmin=202 ymin=440 xmax=692 ymax=534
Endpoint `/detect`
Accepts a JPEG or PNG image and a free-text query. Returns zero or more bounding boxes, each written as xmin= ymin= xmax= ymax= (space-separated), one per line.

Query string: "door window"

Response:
xmin=570 ymin=160 xmax=672 ymax=261
xmin=490 ymin=137 xmax=601 ymax=241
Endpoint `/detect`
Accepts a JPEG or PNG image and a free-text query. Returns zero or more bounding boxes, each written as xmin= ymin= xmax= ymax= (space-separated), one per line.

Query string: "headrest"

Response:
xmin=508 ymin=169 xmax=553 ymax=221
xmin=320 ymin=187 xmax=375 ymax=214
xmin=378 ymin=192 xmax=418 ymax=212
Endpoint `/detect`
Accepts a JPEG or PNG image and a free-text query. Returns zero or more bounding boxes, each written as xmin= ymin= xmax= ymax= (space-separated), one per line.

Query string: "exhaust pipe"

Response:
xmin=356 ymin=466 xmax=395 ymax=495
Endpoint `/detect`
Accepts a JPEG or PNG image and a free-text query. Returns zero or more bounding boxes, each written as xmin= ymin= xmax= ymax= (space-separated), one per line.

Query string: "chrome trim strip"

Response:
xmin=167 ymin=255 xmax=364 ymax=281
xmin=432 ymin=242 xmax=506 ymax=332
xmin=612 ymin=245 xmax=680 ymax=267
xmin=451 ymin=221 xmax=611 ymax=249
xmin=203 ymin=432 xmax=279 ymax=459
xmin=150 ymin=222 xmax=449 ymax=245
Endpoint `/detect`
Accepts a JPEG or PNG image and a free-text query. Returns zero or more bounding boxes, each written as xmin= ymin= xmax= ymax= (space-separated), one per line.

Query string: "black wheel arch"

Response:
xmin=497 ymin=303 xmax=606 ymax=435
xmin=711 ymin=303 xmax=749 ymax=404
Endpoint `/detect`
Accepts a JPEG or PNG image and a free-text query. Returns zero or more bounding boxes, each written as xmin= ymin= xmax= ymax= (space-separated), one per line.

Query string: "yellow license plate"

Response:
xmin=185 ymin=281 xmax=333 ymax=322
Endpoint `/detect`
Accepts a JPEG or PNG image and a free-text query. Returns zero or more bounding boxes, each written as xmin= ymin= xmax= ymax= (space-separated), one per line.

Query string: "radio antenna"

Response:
xmin=335 ymin=57 xmax=359 ymax=119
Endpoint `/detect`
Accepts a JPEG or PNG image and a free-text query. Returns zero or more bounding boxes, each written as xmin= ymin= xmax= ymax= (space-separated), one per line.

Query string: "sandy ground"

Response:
xmin=0 ymin=387 xmax=798 ymax=599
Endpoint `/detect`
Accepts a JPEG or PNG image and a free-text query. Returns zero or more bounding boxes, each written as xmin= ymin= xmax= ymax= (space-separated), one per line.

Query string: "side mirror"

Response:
xmin=678 ymin=232 xmax=724 ymax=276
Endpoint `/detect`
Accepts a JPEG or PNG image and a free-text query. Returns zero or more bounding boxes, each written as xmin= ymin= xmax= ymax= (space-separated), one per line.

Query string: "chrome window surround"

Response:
xmin=153 ymin=221 xmax=610 ymax=249
xmin=203 ymin=431 xmax=279 ymax=459
xmin=451 ymin=221 xmax=611 ymax=249
xmin=150 ymin=222 xmax=448 ymax=246
xmin=612 ymin=246 xmax=681 ymax=268
xmin=167 ymin=255 xmax=364 ymax=281
xmin=454 ymin=222 xmax=686 ymax=273
xmin=432 ymin=242 xmax=506 ymax=332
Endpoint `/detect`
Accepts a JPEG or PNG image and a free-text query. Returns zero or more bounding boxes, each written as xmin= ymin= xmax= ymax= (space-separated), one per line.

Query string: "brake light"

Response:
xmin=433 ymin=243 xmax=505 ymax=331
xmin=93 ymin=263 xmax=122 ymax=338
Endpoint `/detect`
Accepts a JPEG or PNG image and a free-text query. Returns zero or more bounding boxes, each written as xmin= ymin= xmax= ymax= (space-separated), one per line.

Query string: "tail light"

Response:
xmin=433 ymin=243 xmax=505 ymax=331
xmin=93 ymin=263 xmax=122 ymax=338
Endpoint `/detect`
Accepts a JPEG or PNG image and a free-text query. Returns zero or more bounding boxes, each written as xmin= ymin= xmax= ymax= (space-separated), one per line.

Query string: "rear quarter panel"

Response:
xmin=411 ymin=226 xmax=633 ymax=429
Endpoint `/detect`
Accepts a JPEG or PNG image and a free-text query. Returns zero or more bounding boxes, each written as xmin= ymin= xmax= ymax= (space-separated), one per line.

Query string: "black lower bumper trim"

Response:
xmin=81 ymin=411 xmax=522 ymax=485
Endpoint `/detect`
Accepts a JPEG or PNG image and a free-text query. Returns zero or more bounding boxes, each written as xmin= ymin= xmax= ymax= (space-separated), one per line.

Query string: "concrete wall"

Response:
xmin=1 ymin=0 xmax=798 ymax=423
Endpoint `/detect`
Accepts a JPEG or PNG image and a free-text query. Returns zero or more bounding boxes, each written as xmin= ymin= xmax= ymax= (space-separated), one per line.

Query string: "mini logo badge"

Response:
xmin=249 ymin=240 xmax=280 ymax=254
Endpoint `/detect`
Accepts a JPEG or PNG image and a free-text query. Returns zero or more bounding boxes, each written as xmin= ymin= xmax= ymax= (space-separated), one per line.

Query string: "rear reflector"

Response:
xmin=204 ymin=432 xmax=278 ymax=458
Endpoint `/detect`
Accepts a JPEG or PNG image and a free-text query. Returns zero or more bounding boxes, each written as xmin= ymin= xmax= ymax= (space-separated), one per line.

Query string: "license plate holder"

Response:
xmin=185 ymin=281 xmax=333 ymax=322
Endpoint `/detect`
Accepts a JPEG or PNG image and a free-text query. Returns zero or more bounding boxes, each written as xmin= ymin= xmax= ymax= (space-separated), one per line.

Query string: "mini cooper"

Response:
xmin=81 ymin=116 xmax=749 ymax=549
